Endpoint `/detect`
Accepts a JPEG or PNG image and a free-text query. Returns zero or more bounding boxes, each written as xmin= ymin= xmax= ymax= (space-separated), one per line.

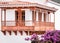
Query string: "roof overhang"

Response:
xmin=0 ymin=1 xmax=57 ymax=12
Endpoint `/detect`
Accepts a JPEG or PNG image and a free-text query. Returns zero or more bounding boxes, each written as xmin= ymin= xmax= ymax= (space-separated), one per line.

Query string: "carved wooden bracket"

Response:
xmin=13 ymin=31 xmax=17 ymax=35
xmin=1 ymin=30 xmax=45 ymax=35
xmin=19 ymin=31 xmax=22 ymax=35
xmin=7 ymin=31 xmax=11 ymax=35
xmin=25 ymin=31 xmax=28 ymax=35
xmin=1 ymin=31 xmax=6 ymax=35
xmin=29 ymin=31 xmax=34 ymax=35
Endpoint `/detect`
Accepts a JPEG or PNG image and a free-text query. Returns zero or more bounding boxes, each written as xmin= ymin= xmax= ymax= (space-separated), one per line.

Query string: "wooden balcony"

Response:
xmin=1 ymin=21 xmax=54 ymax=31
xmin=34 ymin=22 xmax=54 ymax=31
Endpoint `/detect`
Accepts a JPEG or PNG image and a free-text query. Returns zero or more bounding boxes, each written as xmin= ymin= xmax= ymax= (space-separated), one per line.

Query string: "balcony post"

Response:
xmin=49 ymin=12 xmax=51 ymax=22
xmin=36 ymin=11 xmax=38 ymax=21
xmin=32 ymin=9 xmax=36 ymax=26
xmin=42 ymin=12 xmax=44 ymax=22
xmin=38 ymin=10 xmax=42 ymax=22
xmin=45 ymin=11 xmax=49 ymax=22
xmin=53 ymin=12 xmax=55 ymax=30
xmin=18 ymin=8 xmax=22 ymax=26
xmin=34 ymin=10 xmax=36 ymax=22
xmin=48 ymin=12 xmax=49 ymax=22
xmin=4 ymin=8 xmax=6 ymax=26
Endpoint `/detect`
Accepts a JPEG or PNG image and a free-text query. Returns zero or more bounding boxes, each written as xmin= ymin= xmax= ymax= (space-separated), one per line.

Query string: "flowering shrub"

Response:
xmin=25 ymin=33 xmax=40 ymax=43
xmin=25 ymin=33 xmax=39 ymax=41
xmin=43 ymin=30 xmax=60 ymax=43
xmin=25 ymin=37 xmax=29 ymax=41
xmin=25 ymin=30 xmax=60 ymax=43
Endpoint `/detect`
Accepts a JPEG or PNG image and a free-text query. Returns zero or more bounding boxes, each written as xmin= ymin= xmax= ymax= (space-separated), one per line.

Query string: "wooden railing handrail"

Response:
xmin=1 ymin=21 xmax=54 ymax=23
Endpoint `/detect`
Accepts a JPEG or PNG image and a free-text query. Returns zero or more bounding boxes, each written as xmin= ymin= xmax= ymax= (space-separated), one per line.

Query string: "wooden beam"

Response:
xmin=1 ymin=7 xmax=36 ymax=10
xmin=29 ymin=31 xmax=45 ymax=35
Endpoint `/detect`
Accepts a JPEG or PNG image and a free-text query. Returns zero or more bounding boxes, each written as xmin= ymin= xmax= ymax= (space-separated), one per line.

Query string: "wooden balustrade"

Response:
xmin=1 ymin=21 xmax=54 ymax=31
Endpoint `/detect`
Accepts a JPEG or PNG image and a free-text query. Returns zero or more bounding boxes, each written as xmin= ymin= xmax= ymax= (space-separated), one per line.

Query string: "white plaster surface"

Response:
xmin=46 ymin=2 xmax=60 ymax=30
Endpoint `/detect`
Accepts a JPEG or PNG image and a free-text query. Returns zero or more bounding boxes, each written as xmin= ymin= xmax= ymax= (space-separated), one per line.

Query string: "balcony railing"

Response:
xmin=1 ymin=21 xmax=54 ymax=31
xmin=34 ymin=22 xmax=54 ymax=31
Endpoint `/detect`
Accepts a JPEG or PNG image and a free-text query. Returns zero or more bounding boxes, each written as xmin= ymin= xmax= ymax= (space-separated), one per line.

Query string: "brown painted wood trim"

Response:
xmin=7 ymin=31 xmax=11 ymax=35
xmin=38 ymin=12 xmax=42 ymax=22
xmin=44 ymin=13 xmax=46 ymax=22
xmin=34 ymin=10 xmax=36 ymax=22
xmin=18 ymin=8 xmax=22 ymax=26
xmin=13 ymin=31 xmax=17 ymax=35
xmin=19 ymin=31 xmax=23 ymax=35
xmin=4 ymin=9 xmax=6 ymax=26
xmin=15 ymin=10 xmax=18 ymax=26
xmin=25 ymin=31 xmax=28 ymax=35
xmin=29 ymin=31 xmax=45 ymax=35
xmin=48 ymin=12 xmax=49 ymax=22
xmin=1 ymin=31 xmax=6 ymax=35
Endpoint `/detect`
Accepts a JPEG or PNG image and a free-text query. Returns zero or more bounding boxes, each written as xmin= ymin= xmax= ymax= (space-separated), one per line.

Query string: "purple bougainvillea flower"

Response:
xmin=43 ymin=30 xmax=60 ymax=42
xmin=32 ymin=33 xmax=37 ymax=37
xmin=25 ymin=37 xmax=29 ymax=41
xmin=25 ymin=33 xmax=40 ymax=41
xmin=25 ymin=30 xmax=60 ymax=43
xmin=30 ymin=33 xmax=39 ymax=40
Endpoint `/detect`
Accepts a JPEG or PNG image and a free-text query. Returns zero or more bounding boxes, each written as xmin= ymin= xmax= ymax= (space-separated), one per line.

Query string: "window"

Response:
xmin=6 ymin=9 xmax=16 ymax=26
xmin=22 ymin=10 xmax=25 ymax=21
xmin=15 ymin=11 xmax=18 ymax=22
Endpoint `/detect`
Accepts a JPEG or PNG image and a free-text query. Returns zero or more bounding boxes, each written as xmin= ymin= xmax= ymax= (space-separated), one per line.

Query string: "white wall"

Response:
xmin=0 ymin=31 xmax=31 ymax=43
xmin=46 ymin=2 xmax=60 ymax=30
